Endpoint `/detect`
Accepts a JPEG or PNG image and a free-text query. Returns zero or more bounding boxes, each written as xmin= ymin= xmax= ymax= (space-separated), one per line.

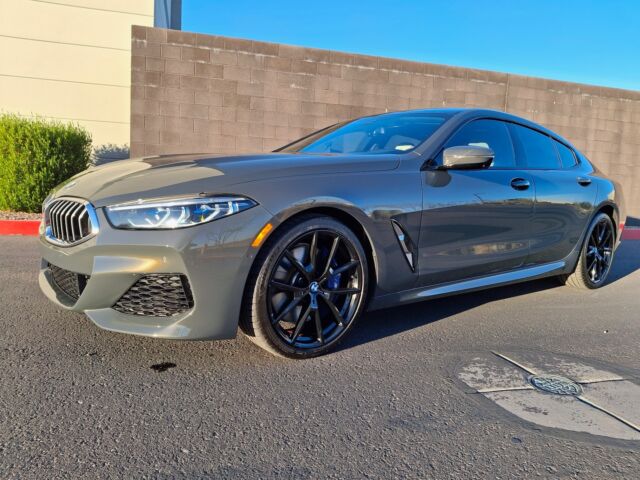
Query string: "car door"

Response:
xmin=417 ymin=119 xmax=535 ymax=286
xmin=507 ymin=123 xmax=597 ymax=265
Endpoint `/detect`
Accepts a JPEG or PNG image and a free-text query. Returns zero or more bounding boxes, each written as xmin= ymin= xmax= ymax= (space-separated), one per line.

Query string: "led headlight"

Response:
xmin=105 ymin=196 xmax=256 ymax=230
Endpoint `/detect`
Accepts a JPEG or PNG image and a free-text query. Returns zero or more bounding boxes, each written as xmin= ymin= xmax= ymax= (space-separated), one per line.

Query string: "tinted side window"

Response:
xmin=509 ymin=124 xmax=560 ymax=169
xmin=444 ymin=119 xmax=515 ymax=168
xmin=554 ymin=140 xmax=578 ymax=169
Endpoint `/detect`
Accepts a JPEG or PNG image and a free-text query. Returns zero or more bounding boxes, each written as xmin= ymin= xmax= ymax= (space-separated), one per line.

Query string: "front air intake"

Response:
xmin=47 ymin=263 xmax=90 ymax=300
xmin=112 ymin=274 xmax=194 ymax=317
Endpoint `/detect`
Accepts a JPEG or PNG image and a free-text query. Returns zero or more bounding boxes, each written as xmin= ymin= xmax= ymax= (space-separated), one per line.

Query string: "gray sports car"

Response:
xmin=39 ymin=108 xmax=625 ymax=357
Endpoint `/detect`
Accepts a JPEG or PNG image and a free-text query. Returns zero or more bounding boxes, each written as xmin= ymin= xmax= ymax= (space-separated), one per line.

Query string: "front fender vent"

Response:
xmin=391 ymin=220 xmax=416 ymax=272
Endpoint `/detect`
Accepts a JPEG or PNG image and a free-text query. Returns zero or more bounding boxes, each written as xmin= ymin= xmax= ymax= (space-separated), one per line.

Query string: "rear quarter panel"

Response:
xmin=593 ymin=175 xmax=625 ymax=245
xmin=584 ymin=154 xmax=625 ymax=244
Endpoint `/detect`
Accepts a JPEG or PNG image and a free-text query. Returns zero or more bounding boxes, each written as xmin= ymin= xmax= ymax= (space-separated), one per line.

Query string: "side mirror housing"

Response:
xmin=442 ymin=145 xmax=494 ymax=170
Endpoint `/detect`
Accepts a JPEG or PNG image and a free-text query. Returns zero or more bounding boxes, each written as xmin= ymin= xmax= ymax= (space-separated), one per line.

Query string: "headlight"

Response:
xmin=105 ymin=196 xmax=256 ymax=230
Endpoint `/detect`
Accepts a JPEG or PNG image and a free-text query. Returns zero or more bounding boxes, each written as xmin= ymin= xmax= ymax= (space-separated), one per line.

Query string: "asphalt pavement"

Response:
xmin=1 ymin=236 xmax=639 ymax=479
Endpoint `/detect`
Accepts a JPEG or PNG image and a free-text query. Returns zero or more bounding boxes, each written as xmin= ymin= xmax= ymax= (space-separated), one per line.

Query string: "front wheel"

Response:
xmin=241 ymin=215 xmax=368 ymax=358
xmin=560 ymin=213 xmax=615 ymax=289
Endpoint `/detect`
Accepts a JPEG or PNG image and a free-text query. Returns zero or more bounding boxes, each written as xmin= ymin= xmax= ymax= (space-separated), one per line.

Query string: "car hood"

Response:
xmin=50 ymin=152 xmax=400 ymax=207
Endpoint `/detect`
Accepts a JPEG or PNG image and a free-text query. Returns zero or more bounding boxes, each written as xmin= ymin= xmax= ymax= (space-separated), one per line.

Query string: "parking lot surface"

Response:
xmin=1 ymin=237 xmax=639 ymax=479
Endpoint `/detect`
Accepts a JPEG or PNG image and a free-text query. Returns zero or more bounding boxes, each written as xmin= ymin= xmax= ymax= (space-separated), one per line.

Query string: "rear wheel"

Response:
xmin=560 ymin=213 xmax=615 ymax=289
xmin=241 ymin=215 xmax=368 ymax=358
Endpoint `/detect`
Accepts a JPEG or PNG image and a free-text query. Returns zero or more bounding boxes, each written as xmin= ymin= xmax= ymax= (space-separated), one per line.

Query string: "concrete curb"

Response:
xmin=0 ymin=219 xmax=41 ymax=236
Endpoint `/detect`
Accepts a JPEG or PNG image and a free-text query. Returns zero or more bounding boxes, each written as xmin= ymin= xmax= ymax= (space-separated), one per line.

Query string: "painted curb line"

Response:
xmin=0 ymin=219 xmax=41 ymax=236
xmin=622 ymin=228 xmax=640 ymax=241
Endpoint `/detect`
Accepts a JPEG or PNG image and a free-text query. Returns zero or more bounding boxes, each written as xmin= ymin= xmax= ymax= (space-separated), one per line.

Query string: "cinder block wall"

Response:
xmin=131 ymin=26 xmax=640 ymax=218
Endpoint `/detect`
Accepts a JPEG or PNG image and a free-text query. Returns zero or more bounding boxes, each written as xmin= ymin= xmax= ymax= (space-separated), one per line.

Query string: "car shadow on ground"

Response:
xmin=339 ymin=240 xmax=640 ymax=352
xmin=606 ymin=238 xmax=640 ymax=284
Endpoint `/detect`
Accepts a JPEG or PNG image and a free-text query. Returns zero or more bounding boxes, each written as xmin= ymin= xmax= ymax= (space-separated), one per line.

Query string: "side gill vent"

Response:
xmin=391 ymin=220 xmax=416 ymax=272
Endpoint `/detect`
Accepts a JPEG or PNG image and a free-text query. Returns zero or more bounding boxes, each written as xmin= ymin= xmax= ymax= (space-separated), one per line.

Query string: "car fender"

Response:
xmin=237 ymin=170 xmax=424 ymax=296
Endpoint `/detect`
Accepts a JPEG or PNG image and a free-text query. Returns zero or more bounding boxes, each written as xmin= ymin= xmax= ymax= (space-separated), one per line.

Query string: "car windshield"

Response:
xmin=278 ymin=112 xmax=450 ymax=154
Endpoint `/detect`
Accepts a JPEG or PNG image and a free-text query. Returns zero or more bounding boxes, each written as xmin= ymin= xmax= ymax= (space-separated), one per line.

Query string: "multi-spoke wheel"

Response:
xmin=241 ymin=215 xmax=368 ymax=358
xmin=561 ymin=212 xmax=616 ymax=289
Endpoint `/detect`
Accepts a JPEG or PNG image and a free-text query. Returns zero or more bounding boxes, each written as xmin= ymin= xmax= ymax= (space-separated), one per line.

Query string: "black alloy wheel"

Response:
xmin=267 ymin=229 xmax=364 ymax=349
xmin=562 ymin=212 xmax=616 ymax=289
xmin=585 ymin=216 xmax=614 ymax=284
xmin=241 ymin=216 xmax=368 ymax=358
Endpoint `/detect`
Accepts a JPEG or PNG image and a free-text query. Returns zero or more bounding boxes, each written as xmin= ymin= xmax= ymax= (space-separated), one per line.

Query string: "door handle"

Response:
xmin=510 ymin=178 xmax=530 ymax=190
xmin=577 ymin=176 xmax=592 ymax=186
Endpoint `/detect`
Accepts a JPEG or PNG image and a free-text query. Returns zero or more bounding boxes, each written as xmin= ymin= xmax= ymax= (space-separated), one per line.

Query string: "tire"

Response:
xmin=240 ymin=215 xmax=369 ymax=358
xmin=560 ymin=213 xmax=615 ymax=289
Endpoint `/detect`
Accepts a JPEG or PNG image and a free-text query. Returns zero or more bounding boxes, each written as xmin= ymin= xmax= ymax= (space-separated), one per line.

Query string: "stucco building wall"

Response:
xmin=0 ymin=0 xmax=155 ymax=160
xmin=130 ymin=26 xmax=640 ymax=217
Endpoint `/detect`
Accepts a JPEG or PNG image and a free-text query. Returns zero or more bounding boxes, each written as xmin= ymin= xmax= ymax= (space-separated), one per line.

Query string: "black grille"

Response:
xmin=48 ymin=263 xmax=89 ymax=300
xmin=45 ymin=198 xmax=93 ymax=245
xmin=112 ymin=274 xmax=194 ymax=317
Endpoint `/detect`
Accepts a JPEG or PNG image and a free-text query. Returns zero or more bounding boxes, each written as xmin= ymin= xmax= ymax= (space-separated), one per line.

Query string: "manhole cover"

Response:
xmin=457 ymin=352 xmax=640 ymax=440
xmin=529 ymin=374 xmax=583 ymax=396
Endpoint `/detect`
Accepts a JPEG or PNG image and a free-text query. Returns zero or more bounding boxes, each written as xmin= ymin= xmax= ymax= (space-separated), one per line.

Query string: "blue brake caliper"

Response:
xmin=326 ymin=258 xmax=341 ymax=290
xmin=316 ymin=247 xmax=341 ymax=290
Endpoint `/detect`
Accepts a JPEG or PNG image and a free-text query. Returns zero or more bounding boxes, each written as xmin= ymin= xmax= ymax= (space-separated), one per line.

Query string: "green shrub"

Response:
xmin=0 ymin=114 xmax=92 ymax=213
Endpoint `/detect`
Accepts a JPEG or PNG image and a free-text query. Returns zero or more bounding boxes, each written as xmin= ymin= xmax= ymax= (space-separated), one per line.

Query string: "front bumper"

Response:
xmin=39 ymin=204 xmax=273 ymax=340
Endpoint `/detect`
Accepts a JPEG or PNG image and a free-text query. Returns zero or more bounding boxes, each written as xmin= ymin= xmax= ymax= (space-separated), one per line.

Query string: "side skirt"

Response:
xmin=368 ymin=260 xmax=566 ymax=311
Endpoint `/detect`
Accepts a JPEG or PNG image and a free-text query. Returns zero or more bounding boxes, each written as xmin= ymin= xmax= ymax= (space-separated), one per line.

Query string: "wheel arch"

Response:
xmin=250 ymin=205 xmax=380 ymax=298
xmin=573 ymin=201 xmax=619 ymax=261
xmin=593 ymin=201 xmax=619 ymax=241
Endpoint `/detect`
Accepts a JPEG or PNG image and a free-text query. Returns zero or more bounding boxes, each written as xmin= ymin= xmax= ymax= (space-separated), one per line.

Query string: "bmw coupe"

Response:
xmin=39 ymin=109 xmax=626 ymax=357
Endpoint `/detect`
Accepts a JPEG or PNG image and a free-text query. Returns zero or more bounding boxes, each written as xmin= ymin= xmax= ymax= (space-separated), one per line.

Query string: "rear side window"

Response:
xmin=444 ymin=119 xmax=515 ymax=168
xmin=509 ymin=124 xmax=560 ymax=169
xmin=554 ymin=140 xmax=578 ymax=169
